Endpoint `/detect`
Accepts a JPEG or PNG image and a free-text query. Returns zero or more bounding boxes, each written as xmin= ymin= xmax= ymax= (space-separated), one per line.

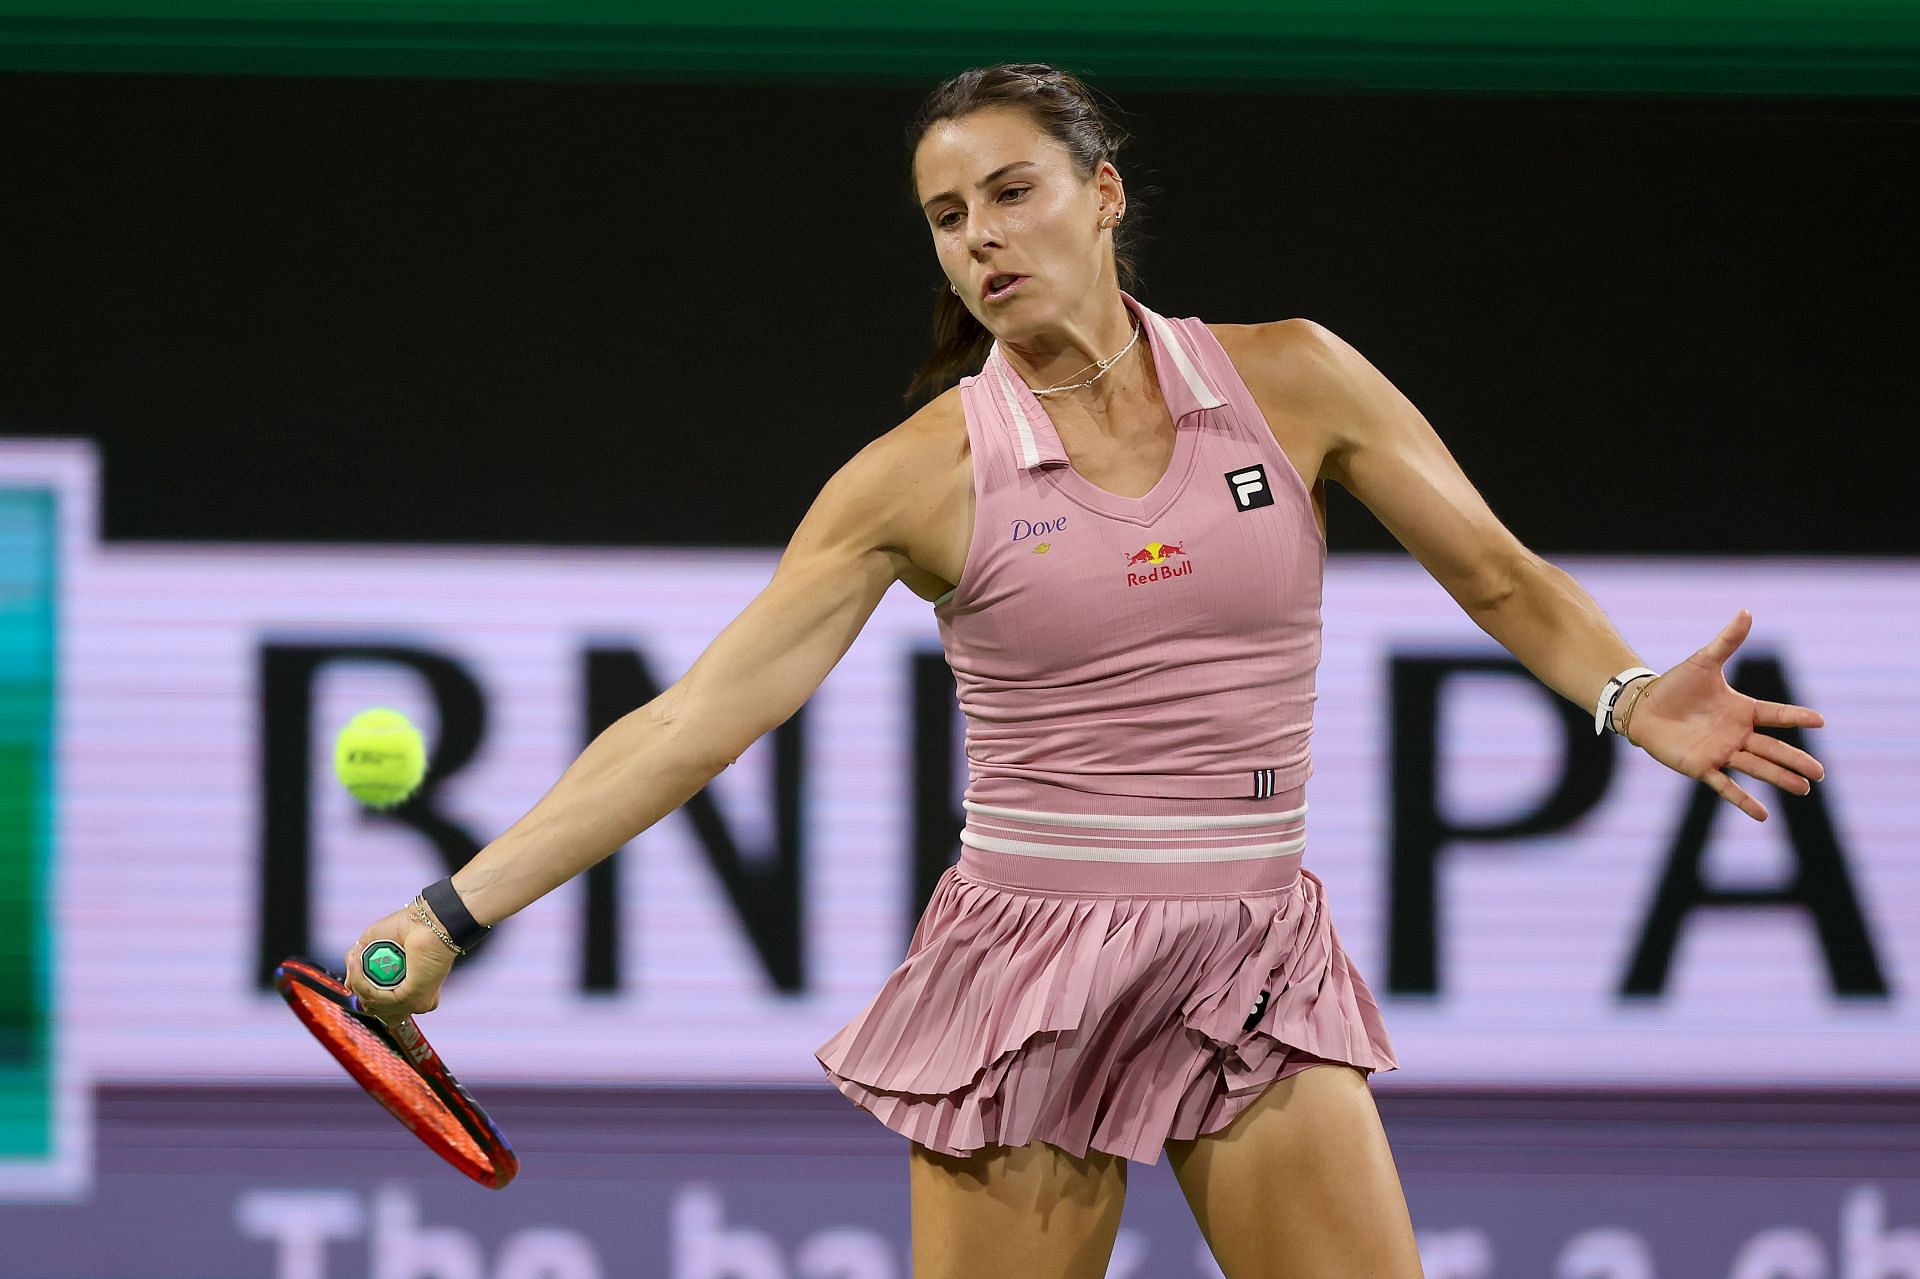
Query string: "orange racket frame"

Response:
xmin=273 ymin=956 xmax=518 ymax=1189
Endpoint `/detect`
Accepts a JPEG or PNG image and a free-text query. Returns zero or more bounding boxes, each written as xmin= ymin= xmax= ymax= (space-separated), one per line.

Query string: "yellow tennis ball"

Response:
xmin=333 ymin=708 xmax=428 ymax=810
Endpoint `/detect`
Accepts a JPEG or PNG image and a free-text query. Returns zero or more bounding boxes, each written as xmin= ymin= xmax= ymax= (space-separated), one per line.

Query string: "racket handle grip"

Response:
xmin=361 ymin=939 xmax=408 ymax=989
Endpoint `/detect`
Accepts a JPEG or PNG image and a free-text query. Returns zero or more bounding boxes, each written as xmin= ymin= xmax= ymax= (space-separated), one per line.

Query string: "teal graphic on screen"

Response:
xmin=0 ymin=490 xmax=55 ymax=1160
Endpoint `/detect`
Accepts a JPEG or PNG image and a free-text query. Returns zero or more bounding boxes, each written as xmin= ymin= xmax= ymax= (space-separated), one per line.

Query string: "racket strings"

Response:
xmin=285 ymin=981 xmax=489 ymax=1168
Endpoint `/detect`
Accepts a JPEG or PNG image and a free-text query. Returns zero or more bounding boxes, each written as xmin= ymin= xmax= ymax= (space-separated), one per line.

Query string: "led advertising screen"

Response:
xmin=1 ymin=438 xmax=1911 ymax=1201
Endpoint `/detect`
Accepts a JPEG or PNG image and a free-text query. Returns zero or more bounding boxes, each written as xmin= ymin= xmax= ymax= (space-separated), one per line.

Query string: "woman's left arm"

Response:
xmin=1265 ymin=319 xmax=1824 ymax=821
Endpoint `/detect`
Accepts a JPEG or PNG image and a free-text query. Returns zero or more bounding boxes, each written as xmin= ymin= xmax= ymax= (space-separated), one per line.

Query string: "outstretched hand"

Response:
xmin=1625 ymin=609 xmax=1825 ymax=821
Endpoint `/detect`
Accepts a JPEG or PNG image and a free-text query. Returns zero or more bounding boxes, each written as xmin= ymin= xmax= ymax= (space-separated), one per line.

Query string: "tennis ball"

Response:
xmin=333 ymin=708 xmax=428 ymax=810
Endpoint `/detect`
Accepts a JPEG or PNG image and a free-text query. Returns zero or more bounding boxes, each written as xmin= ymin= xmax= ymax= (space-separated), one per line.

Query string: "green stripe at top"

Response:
xmin=0 ymin=0 xmax=1917 ymax=96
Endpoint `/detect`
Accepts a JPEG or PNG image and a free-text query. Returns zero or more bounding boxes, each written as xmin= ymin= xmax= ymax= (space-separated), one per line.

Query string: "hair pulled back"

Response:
xmin=903 ymin=63 xmax=1146 ymax=403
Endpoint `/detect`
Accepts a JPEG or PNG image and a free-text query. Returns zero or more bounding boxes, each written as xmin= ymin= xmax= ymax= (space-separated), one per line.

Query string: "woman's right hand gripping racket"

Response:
xmin=274 ymin=919 xmax=517 ymax=1189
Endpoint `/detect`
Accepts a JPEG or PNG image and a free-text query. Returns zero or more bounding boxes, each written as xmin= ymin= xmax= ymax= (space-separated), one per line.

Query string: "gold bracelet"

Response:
xmin=1617 ymin=675 xmax=1659 ymax=741
xmin=410 ymin=897 xmax=463 ymax=956
xmin=409 ymin=895 xmax=465 ymax=957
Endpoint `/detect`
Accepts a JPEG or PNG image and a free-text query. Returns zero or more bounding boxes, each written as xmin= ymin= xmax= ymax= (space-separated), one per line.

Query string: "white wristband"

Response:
xmin=1594 ymin=666 xmax=1659 ymax=735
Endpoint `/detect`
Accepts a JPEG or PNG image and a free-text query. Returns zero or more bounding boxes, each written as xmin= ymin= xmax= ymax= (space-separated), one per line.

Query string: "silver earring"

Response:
xmin=950 ymin=283 xmax=959 ymax=295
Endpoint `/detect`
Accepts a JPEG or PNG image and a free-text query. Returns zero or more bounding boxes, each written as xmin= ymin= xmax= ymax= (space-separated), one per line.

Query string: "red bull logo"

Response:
xmin=1123 ymin=539 xmax=1194 ymax=586
xmin=1122 ymin=541 xmax=1184 ymax=566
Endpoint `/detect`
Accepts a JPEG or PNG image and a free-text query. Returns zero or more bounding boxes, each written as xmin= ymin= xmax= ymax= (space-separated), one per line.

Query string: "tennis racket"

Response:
xmin=273 ymin=942 xmax=518 ymax=1189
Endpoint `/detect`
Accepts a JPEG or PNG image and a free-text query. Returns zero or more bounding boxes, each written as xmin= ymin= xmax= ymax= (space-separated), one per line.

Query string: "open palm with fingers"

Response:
xmin=1625 ymin=609 xmax=1826 ymax=821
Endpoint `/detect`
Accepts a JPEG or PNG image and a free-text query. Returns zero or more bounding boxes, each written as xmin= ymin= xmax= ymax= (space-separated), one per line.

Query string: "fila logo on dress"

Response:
xmin=1226 ymin=464 xmax=1274 ymax=511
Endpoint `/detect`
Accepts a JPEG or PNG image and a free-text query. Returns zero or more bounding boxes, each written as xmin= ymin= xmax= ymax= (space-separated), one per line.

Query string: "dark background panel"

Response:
xmin=1 ymin=73 xmax=1913 ymax=553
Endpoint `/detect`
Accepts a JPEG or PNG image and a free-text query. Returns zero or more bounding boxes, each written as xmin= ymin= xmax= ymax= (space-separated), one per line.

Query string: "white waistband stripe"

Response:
xmin=961 ymin=830 xmax=1307 ymax=862
xmin=967 ymin=818 xmax=1296 ymax=845
xmin=963 ymin=800 xmax=1307 ymax=830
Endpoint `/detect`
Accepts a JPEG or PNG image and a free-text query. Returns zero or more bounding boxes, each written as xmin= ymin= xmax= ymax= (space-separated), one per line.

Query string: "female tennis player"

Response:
xmin=348 ymin=63 xmax=1827 ymax=1278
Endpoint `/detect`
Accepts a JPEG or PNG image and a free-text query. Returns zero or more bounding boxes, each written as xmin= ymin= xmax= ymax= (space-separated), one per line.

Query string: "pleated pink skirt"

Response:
xmin=814 ymin=789 xmax=1398 ymax=1166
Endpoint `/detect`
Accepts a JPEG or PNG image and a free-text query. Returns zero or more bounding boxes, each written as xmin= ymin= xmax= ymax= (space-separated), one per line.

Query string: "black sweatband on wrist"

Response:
xmin=423 ymin=876 xmax=492 ymax=953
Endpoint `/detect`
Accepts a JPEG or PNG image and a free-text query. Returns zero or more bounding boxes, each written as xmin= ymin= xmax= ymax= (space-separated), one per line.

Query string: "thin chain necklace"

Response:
xmin=1026 ymin=321 xmax=1143 ymax=397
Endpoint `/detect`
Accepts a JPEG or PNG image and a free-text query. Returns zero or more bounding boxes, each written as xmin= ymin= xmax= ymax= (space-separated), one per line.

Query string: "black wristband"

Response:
xmin=422 ymin=877 xmax=491 ymax=953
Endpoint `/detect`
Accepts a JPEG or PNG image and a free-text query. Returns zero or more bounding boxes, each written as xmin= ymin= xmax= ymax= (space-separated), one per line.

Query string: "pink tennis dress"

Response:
xmin=814 ymin=290 xmax=1397 ymax=1165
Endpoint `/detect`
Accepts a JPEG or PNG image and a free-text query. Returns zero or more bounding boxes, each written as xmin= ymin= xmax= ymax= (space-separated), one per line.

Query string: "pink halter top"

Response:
xmin=935 ymin=290 xmax=1325 ymax=806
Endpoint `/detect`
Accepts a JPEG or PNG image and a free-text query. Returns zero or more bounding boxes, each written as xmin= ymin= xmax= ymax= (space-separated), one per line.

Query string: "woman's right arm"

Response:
xmin=345 ymin=422 xmax=945 ymax=1014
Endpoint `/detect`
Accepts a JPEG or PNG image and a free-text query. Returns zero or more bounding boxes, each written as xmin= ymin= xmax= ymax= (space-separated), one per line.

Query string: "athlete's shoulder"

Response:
xmin=893 ymin=381 xmax=969 ymax=451
xmin=1206 ymin=318 xmax=1355 ymax=407
xmin=809 ymin=382 xmax=969 ymax=540
xmin=853 ymin=382 xmax=969 ymax=482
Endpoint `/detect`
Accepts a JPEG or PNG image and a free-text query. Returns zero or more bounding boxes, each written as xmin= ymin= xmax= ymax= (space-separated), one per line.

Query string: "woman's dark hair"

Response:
xmin=903 ymin=63 xmax=1147 ymax=403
